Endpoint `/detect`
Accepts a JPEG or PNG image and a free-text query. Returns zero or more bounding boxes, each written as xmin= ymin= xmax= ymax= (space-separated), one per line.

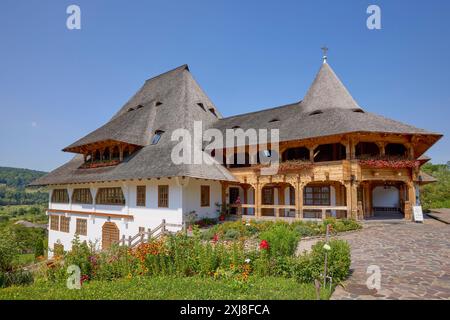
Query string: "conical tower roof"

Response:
xmin=301 ymin=62 xmax=361 ymax=113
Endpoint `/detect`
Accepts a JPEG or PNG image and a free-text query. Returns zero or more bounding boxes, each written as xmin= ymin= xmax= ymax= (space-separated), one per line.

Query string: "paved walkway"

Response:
xmin=331 ymin=218 xmax=450 ymax=300
xmin=428 ymin=209 xmax=450 ymax=224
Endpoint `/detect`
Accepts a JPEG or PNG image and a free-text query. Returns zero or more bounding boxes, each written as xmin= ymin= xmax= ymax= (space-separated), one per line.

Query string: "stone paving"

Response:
xmin=331 ymin=218 xmax=450 ymax=300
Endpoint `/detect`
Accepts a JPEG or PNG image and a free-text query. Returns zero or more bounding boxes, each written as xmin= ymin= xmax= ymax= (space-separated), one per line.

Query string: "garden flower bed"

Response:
xmin=0 ymin=219 xmax=357 ymax=299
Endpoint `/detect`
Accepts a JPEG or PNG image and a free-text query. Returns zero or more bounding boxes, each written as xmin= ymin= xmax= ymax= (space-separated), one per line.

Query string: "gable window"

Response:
xmin=136 ymin=186 xmax=146 ymax=207
xmin=96 ymin=187 xmax=125 ymax=205
xmin=50 ymin=215 xmax=59 ymax=231
xmin=151 ymin=130 xmax=164 ymax=145
xmin=60 ymin=216 xmax=70 ymax=233
xmin=304 ymin=186 xmax=330 ymax=206
xmin=200 ymin=185 xmax=210 ymax=207
xmin=158 ymin=185 xmax=169 ymax=208
xmin=72 ymin=188 xmax=93 ymax=204
xmin=51 ymin=189 xmax=69 ymax=204
xmin=76 ymin=218 xmax=87 ymax=236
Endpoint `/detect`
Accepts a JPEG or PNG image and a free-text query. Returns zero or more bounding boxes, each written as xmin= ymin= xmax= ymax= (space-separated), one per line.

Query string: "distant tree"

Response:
xmin=420 ymin=162 xmax=450 ymax=210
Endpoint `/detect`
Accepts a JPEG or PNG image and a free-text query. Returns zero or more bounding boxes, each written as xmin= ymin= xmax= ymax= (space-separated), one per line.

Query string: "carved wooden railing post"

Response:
xmin=121 ymin=235 xmax=125 ymax=246
xmin=128 ymin=236 xmax=132 ymax=247
xmin=162 ymin=219 xmax=166 ymax=236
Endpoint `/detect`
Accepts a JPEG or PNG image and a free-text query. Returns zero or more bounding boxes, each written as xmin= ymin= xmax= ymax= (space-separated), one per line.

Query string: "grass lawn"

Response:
xmin=0 ymin=276 xmax=332 ymax=300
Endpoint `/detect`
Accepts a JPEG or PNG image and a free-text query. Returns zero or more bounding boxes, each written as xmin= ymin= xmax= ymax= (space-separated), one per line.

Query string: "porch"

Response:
xmin=221 ymin=176 xmax=417 ymax=221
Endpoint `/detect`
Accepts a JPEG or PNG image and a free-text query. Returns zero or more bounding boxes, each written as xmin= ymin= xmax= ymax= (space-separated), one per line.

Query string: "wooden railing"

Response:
xmin=115 ymin=219 xmax=184 ymax=248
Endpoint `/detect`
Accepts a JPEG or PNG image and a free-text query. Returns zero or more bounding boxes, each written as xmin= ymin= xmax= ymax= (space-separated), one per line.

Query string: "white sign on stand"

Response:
xmin=413 ymin=206 xmax=424 ymax=223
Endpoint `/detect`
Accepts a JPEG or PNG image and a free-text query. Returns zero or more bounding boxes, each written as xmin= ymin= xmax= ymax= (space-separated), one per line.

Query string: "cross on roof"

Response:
xmin=321 ymin=46 xmax=328 ymax=63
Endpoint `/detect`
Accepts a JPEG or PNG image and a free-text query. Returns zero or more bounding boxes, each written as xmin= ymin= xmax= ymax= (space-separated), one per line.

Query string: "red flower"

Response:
xmin=219 ymin=215 xmax=225 ymax=221
xmin=80 ymin=274 xmax=89 ymax=285
xmin=212 ymin=234 xmax=219 ymax=243
xmin=259 ymin=240 xmax=269 ymax=251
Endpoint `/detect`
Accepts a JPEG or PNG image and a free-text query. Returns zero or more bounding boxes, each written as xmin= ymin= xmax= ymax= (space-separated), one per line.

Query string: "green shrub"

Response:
xmin=308 ymin=239 xmax=351 ymax=283
xmin=294 ymin=224 xmax=315 ymax=237
xmin=0 ymin=269 xmax=33 ymax=288
xmin=200 ymin=227 xmax=216 ymax=240
xmin=260 ymin=225 xmax=299 ymax=257
xmin=223 ymin=229 xmax=240 ymax=240
xmin=0 ymin=230 xmax=19 ymax=272
xmin=34 ymin=239 xmax=45 ymax=258
xmin=93 ymin=246 xmax=139 ymax=281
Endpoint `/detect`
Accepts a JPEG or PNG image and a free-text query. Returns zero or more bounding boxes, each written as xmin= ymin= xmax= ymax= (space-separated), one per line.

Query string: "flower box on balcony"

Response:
xmin=358 ymin=157 xmax=419 ymax=169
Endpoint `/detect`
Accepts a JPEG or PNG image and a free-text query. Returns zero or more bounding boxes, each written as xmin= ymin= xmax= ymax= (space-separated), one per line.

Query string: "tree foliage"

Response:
xmin=420 ymin=163 xmax=450 ymax=210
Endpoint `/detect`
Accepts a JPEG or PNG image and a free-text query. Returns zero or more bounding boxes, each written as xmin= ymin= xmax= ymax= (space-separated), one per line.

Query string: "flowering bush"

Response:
xmin=359 ymin=158 xmax=419 ymax=169
xmin=260 ymin=225 xmax=299 ymax=257
xmin=259 ymin=240 xmax=269 ymax=251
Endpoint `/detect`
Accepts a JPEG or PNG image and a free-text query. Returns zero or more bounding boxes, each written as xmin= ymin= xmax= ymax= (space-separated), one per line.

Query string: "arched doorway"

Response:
xmin=372 ymin=185 xmax=400 ymax=212
xmin=102 ymin=222 xmax=119 ymax=250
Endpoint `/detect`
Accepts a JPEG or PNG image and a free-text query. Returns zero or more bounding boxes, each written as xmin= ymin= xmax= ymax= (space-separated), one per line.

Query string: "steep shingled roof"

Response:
xmin=212 ymin=62 xmax=441 ymax=145
xmin=31 ymin=61 xmax=442 ymax=186
xmin=31 ymin=65 xmax=235 ymax=186
xmin=301 ymin=62 xmax=361 ymax=113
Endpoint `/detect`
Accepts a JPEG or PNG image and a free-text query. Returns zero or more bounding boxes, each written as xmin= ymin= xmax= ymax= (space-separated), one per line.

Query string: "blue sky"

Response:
xmin=0 ymin=0 xmax=449 ymax=171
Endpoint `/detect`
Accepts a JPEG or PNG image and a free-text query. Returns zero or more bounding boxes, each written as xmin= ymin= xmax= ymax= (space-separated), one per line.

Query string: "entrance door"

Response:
xmin=102 ymin=222 xmax=119 ymax=250
xmin=229 ymin=187 xmax=240 ymax=214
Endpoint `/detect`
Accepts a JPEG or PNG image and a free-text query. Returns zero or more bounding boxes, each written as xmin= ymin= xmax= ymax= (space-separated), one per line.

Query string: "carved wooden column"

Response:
xmin=345 ymin=182 xmax=358 ymax=219
xmin=254 ymin=182 xmax=262 ymax=218
xmin=405 ymin=181 xmax=416 ymax=221
xmin=220 ymin=181 xmax=228 ymax=214
xmin=296 ymin=181 xmax=304 ymax=219
xmin=242 ymin=185 xmax=249 ymax=215
xmin=277 ymin=185 xmax=285 ymax=218
xmin=377 ymin=142 xmax=386 ymax=157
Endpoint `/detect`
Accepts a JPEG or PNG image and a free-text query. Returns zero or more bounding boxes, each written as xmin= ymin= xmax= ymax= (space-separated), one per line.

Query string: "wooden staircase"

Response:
xmin=117 ymin=219 xmax=184 ymax=248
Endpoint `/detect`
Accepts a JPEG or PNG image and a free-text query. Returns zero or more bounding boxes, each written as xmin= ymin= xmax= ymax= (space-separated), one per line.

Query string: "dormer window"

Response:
xmin=309 ymin=110 xmax=323 ymax=116
xmin=269 ymin=118 xmax=280 ymax=123
xmin=197 ymin=103 xmax=206 ymax=111
xmin=352 ymin=108 xmax=365 ymax=113
xmin=127 ymin=107 xmax=135 ymax=112
xmin=232 ymin=126 xmax=241 ymax=129
xmin=136 ymin=104 xmax=144 ymax=110
xmin=155 ymin=101 xmax=163 ymax=106
xmin=209 ymin=108 xmax=217 ymax=117
xmin=152 ymin=130 xmax=164 ymax=145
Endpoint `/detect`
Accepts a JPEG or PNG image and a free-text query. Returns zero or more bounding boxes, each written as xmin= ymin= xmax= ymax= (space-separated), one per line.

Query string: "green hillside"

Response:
xmin=0 ymin=167 xmax=48 ymax=206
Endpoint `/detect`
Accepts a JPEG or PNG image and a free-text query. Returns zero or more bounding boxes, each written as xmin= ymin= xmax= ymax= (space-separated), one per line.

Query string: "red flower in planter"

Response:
xmin=259 ymin=240 xmax=269 ymax=251
xmin=219 ymin=215 xmax=225 ymax=221
xmin=80 ymin=274 xmax=89 ymax=285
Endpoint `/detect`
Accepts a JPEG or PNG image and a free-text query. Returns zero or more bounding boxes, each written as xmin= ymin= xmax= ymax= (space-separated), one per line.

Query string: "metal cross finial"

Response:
xmin=321 ymin=46 xmax=328 ymax=63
